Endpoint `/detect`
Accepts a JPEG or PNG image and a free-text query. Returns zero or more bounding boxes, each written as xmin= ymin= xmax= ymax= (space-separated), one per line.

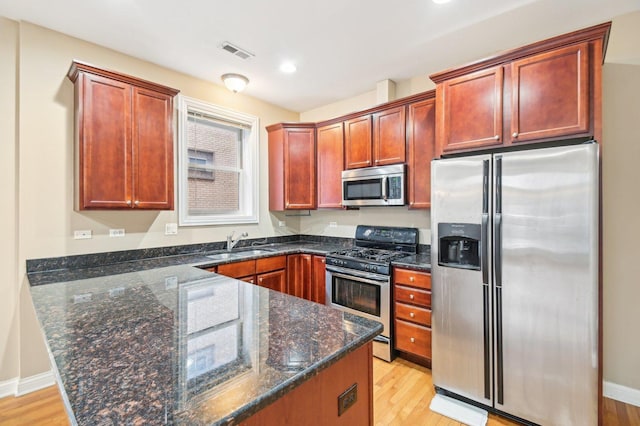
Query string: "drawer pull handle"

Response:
xmin=258 ymin=278 xmax=263 ymax=283
xmin=494 ymin=135 xmax=500 ymax=141
xmin=512 ymin=132 xmax=518 ymax=138
xmin=409 ymin=294 xmax=414 ymax=300
xmin=410 ymin=312 xmax=415 ymax=318
xmin=410 ymin=337 xmax=415 ymax=343
xmin=409 ymin=276 xmax=415 ymax=282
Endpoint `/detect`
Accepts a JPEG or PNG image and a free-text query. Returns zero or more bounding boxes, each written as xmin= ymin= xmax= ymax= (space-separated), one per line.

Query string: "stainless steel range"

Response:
xmin=325 ymin=225 xmax=419 ymax=361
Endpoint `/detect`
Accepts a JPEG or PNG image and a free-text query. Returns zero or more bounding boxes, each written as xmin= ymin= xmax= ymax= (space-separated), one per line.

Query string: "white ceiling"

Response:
xmin=0 ymin=0 xmax=638 ymax=112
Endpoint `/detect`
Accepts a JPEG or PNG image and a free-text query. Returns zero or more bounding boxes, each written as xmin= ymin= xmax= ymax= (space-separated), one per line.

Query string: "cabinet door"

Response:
xmin=79 ymin=73 xmax=132 ymax=209
xmin=510 ymin=43 xmax=590 ymax=143
xmin=286 ymin=254 xmax=312 ymax=299
xmin=216 ymin=260 xmax=256 ymax=279
xmin=132 ymin=87 xmax=174 ymax=209
xmin=438 ymin=66 xmax=504 ymax=154
xmin=316 ymin=123 xmax=344 ymax=208
xmin=344 ymin=115 xmax=372 ymax=169
xmin=257 ymin=269 xmax=286 ymax=293
xmin=373 ymin=106 xmax=406 ymax=166
xmin=407 ymin=99 xmax=435 ymax=209
xmin=311 ymin=255 xmax=326 ymax=304
xmin=284 ymin=128 xmax=316 ymax=209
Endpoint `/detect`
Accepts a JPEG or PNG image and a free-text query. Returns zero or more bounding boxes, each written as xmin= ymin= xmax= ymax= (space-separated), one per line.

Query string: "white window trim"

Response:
xmin=177 ymin=95 xmax=259 ymax=226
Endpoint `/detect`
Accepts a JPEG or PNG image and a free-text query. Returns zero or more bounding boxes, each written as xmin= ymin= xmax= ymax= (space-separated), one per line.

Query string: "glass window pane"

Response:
xmin=188 ymin=170 xmax=240 ymax=215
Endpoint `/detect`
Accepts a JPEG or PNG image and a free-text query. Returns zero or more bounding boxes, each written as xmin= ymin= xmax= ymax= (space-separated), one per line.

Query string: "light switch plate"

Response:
xmin=109 ymin=229 xmax=125 ymax=237
xmin=74 ymin=230 xmax=92 ymax=239
xmin=165 ymin=223 xmax=178 ymax=235
xmin=329 ymin=222 xmax=338 ymax=228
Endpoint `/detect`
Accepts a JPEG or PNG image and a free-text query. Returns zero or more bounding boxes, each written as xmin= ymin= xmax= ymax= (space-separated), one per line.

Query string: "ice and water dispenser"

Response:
xmin=438 ymin=223 xmax=481 ymax=270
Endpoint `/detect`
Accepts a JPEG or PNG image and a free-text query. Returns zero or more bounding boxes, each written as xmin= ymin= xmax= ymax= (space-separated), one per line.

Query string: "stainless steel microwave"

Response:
xmin=341 ymin=164 xmax=406 ymax=207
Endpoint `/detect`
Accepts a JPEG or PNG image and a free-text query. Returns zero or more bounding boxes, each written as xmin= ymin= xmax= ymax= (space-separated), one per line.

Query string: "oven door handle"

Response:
xmin=326 ymin=268 xmax=389 ymax=285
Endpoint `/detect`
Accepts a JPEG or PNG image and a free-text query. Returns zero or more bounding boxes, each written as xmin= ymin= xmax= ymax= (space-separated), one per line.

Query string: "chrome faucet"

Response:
xmin=226 ymin=231 xmax=248 ymax=251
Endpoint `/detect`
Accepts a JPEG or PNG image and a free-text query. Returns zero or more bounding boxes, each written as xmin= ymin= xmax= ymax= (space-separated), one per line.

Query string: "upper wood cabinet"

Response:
xmin=67 ymin=61 xmax=178 ymax=210
xmin=344 ymin=106 xmax=406 ymax=169
xmin=344 ymin=115 xmax=373 ymax=169
xmin=407 ymin=97 xmax=435 ymax=209
xmin=316 ymin=123 xmax=344 ymax=208
xmin=373 ymin=106 xmax=406 ymax=166
xmin=431 ymin=23 xmax=610 ymax=156
xmin=267 ymin=123 xmax=317 ymax=210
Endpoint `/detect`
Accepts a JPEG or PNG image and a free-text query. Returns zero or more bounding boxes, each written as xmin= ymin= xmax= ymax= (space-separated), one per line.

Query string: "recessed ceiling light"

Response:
xmin=280 ymin=62 xmax=297 ymax=73
xmin=432 ymin=0 xmax=451 ymax=3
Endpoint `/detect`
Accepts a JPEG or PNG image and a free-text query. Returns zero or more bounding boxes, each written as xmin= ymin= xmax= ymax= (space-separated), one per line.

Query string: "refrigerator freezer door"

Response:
xmin=495 ymin=143 xmax=599 ymax=425
xmin=431 ymin=154 xmax=493 ymax=406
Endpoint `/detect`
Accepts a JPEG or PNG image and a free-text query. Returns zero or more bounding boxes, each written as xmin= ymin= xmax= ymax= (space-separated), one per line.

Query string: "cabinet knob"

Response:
xmin=126 ymin=200 xmax=132 ymax=205
xmin=410 ymin=337 xmax=415 ymax=343
xmin=512 ymin=132 xmax=518 ymax=138
xmin=249 ymin=279 xmax=254 ymax=284
xmin=494 ymin=135 xmax=500 ymax=141
xmin=322 ymin=259 xmax=325 ymax=264
xmin=134 ymin=200 xmax=140 ymax=205
xmin=409 ymin=276 xmax=415 ymax=282
xmin=410 ymin=312 xmax=415 ymax=318
xmin=409 ymin=294 xmax=415 ymax=300
xmin=258 ymin=277 xmax=263 ymax=283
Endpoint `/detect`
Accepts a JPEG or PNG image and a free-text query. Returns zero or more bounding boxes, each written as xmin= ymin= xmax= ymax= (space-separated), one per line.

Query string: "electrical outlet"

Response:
xmin=329 ymin=222 xmax=338 ymax=228
xmin=109 ymin=287 xmax=125 ymax=298
xmin=165 ymin=223 xmax=178 ymax=235
xmin=337 ymin=383 xmax=358 ymax=416
xmin=73 ymin=293 xmax=92 ymax=304
xmin=74 ymin=230 xmax=92 ymax=240
xmin=109 ymin=229 xmax=125 ymax=237
xmin=165 ymin=276 xmax=178 ymax=290
xmin=278 ymin=221 xmax=286 ymax=227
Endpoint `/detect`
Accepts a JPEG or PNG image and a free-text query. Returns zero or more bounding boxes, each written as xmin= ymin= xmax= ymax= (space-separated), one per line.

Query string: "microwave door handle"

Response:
xmin=382 ymin=176 xmax=388 ymax=201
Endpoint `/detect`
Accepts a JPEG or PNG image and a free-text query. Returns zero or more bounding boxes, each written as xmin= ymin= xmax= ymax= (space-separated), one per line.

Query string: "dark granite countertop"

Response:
xmin=391 ymin=253 xmax=431 ymax=272
xmin=30 ymin=265 xmax=382 ymax=425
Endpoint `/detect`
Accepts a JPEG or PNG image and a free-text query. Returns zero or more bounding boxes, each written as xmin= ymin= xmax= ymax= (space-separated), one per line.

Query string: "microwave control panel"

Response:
xmin=388 ymin=176 xmax=402 ymax=199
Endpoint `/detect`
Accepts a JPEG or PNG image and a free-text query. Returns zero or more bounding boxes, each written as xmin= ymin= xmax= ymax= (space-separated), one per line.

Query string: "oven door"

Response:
xmin=325 ymin=265 xmax=392 ymax=360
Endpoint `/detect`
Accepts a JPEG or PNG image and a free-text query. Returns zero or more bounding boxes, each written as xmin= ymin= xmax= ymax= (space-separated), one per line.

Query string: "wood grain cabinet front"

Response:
xmin=431 ymin=23 xmax=610 ymax=156
xmin=407 ymin=97 xmax=435 ymax=209
xmin=316 ymin=123 xmax=344 ymax=208
xmin=267 ymin=123 xmax=317 ymax=211
xmin=67 ymin=61 xmax=178 ymax=210
xmin=393 ymin=267 xmax=432 ymax=366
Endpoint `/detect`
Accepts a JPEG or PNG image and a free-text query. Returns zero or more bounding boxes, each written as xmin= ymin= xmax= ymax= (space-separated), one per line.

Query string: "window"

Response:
xmin=178 ymin=96 xmax=259 ymax=225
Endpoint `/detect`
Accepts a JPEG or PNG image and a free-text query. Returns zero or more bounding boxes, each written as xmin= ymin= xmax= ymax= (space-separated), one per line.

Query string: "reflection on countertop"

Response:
xmin=29 ymin=265 xmax=382 ymax=425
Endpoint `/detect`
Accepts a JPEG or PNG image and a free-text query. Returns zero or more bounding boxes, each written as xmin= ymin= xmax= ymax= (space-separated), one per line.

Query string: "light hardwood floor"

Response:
xmin=1 ymin=358 xmax=638 ymax=425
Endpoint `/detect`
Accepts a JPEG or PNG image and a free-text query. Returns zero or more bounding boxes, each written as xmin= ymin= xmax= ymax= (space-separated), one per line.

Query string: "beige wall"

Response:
xmin=2 ymin=20 xmax=300 ymax=382
xmin=602 ymin=63 xmax=640 ymax=391
xmin=0 ymin=17 xmax=20 ymax=383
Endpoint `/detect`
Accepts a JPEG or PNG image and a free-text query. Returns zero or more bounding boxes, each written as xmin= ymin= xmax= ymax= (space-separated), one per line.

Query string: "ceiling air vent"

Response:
xmin=220 ymin=42 xmax=254 ymax=60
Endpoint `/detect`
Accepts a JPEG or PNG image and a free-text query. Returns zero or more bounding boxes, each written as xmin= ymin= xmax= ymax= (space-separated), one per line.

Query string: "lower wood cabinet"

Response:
xmin=256 ymin=269 xmax=286 ymax=293
xmin=311 ymin=255 xmax=326 ymax=304
xmin=213 ymin=255 xmax=287 ymax=293
xmin=393 ymin=267 xmax=432 ymax=365
xmin=287 ymin=254 xmax=312 ymax=299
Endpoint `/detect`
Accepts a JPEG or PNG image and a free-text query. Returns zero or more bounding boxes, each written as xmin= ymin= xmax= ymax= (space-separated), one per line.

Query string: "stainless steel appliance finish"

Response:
xmin=326 ymin=225 xmax=419 ymax=362
xmin=342 ymin=164 xmax=406 ymax=206
xmin=431 ymin=143 xmax=599 ymax=425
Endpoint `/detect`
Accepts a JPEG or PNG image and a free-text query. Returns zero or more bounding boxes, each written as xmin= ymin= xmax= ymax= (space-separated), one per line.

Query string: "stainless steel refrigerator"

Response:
xmin=431 ymin=142 xmax=599 ymax=425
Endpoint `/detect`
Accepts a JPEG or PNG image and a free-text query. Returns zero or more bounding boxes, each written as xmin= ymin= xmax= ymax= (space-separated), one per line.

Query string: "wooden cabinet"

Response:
xmin=311 ymin=255 xmax=326 ymax=305
xmin=393 ymin=267 xmax=432 ymax=364
xmin=316 ymin=123 xmax=344 ymax=208
xmin=373 ymin=106 xmax=406 ymax=166
xmin=407 ymin=97 xmax=435 ymax=209
xmin=287 ymin=254 xmax=312 ymax=299
xmin=344 ymin=106 xmax=406 ymax=169
xmin=344 ymin=115 xmax=373 ymax=169
xmin=431 ymin=23 xmax=609 ymax=156
xmin=215 ymin=255 xmax=287 ymax=293
xmin=267 ymin=123 xmax=317 ymax=211
xmin=67 ymin=61 xmax=178 ymax=210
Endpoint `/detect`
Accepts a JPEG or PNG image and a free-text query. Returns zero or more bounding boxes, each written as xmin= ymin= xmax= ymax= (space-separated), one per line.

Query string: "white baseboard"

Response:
xmin=0 ymin=377 xmax=18 ymax=398
xmin=604 ymin=380 xmax=640 ymax=408
xmin=0 ymin=371 xmax=56 ymax=398
xmin=15 ymin=370 xmax=56 ymax=396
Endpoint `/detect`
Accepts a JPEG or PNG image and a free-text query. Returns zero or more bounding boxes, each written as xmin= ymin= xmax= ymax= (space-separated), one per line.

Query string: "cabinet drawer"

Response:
xmin=256 ymin=255 xmax=286 ymax=274
xmin=395 ymin=302 xmax=431 ymax=326
xmin=216 ymin=260 xmax=256 ymax=278
xmin=394 ymin=268 xmax=431 ymax=290
xmin=395 ymin=320 xmax=431 ymax=359
xmin=395 ymin=285 xmax=431 ymax=307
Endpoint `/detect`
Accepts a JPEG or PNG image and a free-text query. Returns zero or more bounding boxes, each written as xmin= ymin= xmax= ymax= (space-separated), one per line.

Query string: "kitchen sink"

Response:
xmin=205 ymin=249 xmax=273 ymax=261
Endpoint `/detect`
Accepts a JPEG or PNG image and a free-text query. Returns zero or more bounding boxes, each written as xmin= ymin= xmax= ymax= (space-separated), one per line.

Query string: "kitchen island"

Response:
xmin=29 ymin=264 xmax=382 ymax=425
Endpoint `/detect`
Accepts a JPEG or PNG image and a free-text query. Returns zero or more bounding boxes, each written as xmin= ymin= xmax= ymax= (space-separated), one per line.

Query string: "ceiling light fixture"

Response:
xmin=221 ymin=73 xmax=249 ymax=93
xmin=280 ymin=62 xmax=297 ymax=73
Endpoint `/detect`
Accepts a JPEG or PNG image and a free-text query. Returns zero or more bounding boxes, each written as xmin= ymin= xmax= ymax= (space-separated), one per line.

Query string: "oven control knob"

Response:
xmin=371 ymin=266 xmax=378 ymax=273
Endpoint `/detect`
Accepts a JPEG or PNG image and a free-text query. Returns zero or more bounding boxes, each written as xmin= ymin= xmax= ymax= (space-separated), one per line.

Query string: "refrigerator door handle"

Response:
xmin=495 ymin=213 xmax=502 ymax=286
xmin=483 ymin=284 xmax=491 ymax=399
xmin=496 ymin=286 xmax=504 ymax=404
xmin=482 ymin=214 xmax=489 ymax=284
